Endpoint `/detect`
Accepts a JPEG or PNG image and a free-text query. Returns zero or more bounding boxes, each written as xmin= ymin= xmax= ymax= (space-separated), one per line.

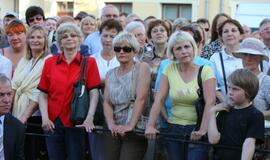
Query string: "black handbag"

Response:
xmin=70 ymin=56 xmax=89 ymax=125
xmin=195 ymin=65 xmax=205 ymax=131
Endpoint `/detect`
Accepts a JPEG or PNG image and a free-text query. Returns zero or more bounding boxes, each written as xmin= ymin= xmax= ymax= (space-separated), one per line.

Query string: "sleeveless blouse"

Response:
xmin=106 ymin=64 xmax=138 ymax=125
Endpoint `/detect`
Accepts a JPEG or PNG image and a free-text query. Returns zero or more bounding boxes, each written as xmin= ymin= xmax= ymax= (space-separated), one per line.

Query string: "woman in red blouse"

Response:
xmin=38 ymin=22 xmax=100 ymax=159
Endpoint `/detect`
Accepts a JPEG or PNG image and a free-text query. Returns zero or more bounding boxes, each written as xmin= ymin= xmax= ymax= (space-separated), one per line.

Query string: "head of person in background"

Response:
xmin=3 ymin=12 xmax=18 ymax=30
xmin=210 ymin=13 xmax=230 ymax=43
xmin=100 ymin=4 xmax=119 ymax=23
xmin=241 ymin=24 xmax=252 ymax=40
xmin=0 ymin=74 xmax=12 ymax=114
xmin=80 ymin=16 xmax=97 ymax=40
xmin=218 ymin=19 xmax=244 ymax=54
xmin=44 ymin=18 xmax=57 ymax=32
xmin=180 ymin=24 xmax=204 ymax=55
xmin=251 ymin=30 xmax=262 ymax=41
xmin=172 ymin=17 xmax=190 ymax=32
xmin=164 ymin=19 xmax=173 ymax=36
xmin=6 ymin=20 xmax=27 ymax=51
xmin=259 ymin=18 xmax=270 ymax=49
xmin=74 ymin=11 xmax=89 ymax=25
xmin=197 ymin=18 xmax=211 ymax=43
xmin=125 ymin=21 xmax=147 ymax=58
xmin=119 ymin=12 xmax=128 ymax=28
xmin=25 ymin=6 xmax=45 ymax=27
xmin=125 ymin=13 xmax=141 ymax=25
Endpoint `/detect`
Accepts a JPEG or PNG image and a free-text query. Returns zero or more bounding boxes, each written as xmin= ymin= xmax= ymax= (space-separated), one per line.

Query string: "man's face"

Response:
xmin=260 ymin=22 xmax=270 ymax=41
xmin=0 ymin=81 xmax=12 ymax=115
xmin=101 ymin=7 xmax=119 ymax=22
xmin=3 ymin=16 xmax=16 ymax=28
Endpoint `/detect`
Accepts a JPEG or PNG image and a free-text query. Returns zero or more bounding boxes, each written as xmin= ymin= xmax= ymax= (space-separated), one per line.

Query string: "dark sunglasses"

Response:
xmin=28 ymin=16 xmax=43 ymax=23
xmin=114 ymin=46 xmax=134 ymax=53
xmin=204 ymin=28 xmax=209 ymax=32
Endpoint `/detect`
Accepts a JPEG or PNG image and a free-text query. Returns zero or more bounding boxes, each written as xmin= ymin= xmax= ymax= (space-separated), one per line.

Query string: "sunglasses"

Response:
xmin=114 ymin=46 xmax=134 ymax=53
xmin=28 ymin=16 xmax=43 ymax=23
xmin=204 ymin=28 xmax=209 ymax=32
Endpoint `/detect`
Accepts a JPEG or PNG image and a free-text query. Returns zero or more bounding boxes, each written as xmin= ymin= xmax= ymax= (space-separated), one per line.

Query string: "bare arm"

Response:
xmin=241 ymin=138 xmax=256 ymax=160
xmin=38 ymin=92 xmax=54 ymax=133
xmin=145 ymin=75 xmax=169 ymax=139
xmin=207 ymin=106 xmax=221 ymax=144
xmin=19 ymin=100 xmax=39 ymax=124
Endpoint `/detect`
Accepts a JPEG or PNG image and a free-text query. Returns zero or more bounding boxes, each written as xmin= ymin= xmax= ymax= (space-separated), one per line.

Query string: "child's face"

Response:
xmin=227 ymin=83 xmax=249 ymax=107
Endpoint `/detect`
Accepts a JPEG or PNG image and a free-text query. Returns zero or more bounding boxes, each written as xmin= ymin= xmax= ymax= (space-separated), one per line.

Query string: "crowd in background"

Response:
xmin=0 ymin=3 xmax=270 ymax=160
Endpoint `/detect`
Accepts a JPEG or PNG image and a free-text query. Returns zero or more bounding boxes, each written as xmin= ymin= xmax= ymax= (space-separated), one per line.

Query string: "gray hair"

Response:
xmin=112 ymin=31 xmax=140 ymax=53
xmin=125 ymin=21 xmax=145 ymax=33
xmin=173 ymin=18 xmax=190 ymax=32
xmin=56 ymin=22 xmax=83 ymax=50
xmin=0 ymin=73 xmax=11 ymax=85
xmin=259 ymin=18 xmax=270 ymax=29
xmin=167 ymin=31 xmax=198 ymax=61
xmin=101 ymin=5 xmax=119 ymax=17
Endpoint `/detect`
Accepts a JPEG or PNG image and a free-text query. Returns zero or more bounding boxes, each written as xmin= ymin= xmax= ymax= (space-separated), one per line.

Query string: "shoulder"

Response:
xmin=85 ymin=31 xmax=100 ymax=42
xmin=0 ymin=54 xmax=11 ymax=65
xmin=209 ymin=51 xmax=220 ymax=61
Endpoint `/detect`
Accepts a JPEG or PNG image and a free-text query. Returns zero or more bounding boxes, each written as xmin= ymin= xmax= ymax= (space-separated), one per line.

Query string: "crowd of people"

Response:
xmin=0 ymin=3 xmax=270 ymax=160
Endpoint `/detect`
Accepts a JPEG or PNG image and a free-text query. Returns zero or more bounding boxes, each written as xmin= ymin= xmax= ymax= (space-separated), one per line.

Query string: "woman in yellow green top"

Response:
xmin=145 ymin=31 xmax=216 ymax=160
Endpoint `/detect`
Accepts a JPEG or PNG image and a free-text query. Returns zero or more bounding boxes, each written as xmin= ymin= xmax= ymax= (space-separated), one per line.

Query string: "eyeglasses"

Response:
xmin=28 ymin=15 xmax=43 ymax=23
xmin=114 ymin=46 xmax=134 ymax=53
xmin=204 ymin=28 xmax=209 ymax=32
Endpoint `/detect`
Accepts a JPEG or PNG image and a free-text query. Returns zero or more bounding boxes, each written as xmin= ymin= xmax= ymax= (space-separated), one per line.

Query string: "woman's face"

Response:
xmin=114 ymin=41 xmax=135 ymax=64
xmin=150 ymin=24 xmax=168 ymax=45
xmin=221 ymin=23 xmax=241 ymax=46
xmin=131 ymin=27 xmax=146 ymax=49
xmin=242 ymin=54 xmax=262 ymax=71
xmin=28 ymin=30 xmax=45 ymax=54
xmin=60 ymin=31 xmax=80 ymax=51
xmin=173 ymin=40 xmax=194 ymax=63
xmin=7 ymin=31 xmax=26 ymax=49
xmin=45 ymin=19 xmax=57 ymax=32
xmin=100 ymin=28 xmax=118 ymax=51
xmin=82 ymin=21 xmax=96 ymax=36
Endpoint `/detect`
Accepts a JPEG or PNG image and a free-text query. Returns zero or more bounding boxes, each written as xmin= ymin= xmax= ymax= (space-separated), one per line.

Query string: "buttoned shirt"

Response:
xmin=38 ymin=52 xmax=101 ymax=126
xmin=83 ymin=31 xmax=102 ymax=56
xmin=0 ymin=115 xmax=5 ymax=160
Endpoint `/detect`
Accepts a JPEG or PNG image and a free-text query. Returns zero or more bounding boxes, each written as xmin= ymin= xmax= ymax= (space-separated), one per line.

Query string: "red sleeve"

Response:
xmin=86 ymin=57 xmax=101 ymax=90
xmin=37 ymin=58 xmax=51 ymax=93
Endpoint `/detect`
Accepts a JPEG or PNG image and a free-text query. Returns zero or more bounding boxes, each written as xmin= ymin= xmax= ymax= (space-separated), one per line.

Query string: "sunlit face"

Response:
xmin=82 ymin=21 xmax=96 ymax=36
xmin=114 ymin=41 xmax=135 ymax=64
xmin=260 ymin=22 xmax=270 ymax=41
xmin=44 ymin=19 xmax=57 ymax=32
xmin=131 ymin=27 xmax=146 ymax=48
xmin=227 ymin=83 xmax=249 ymax=106
xmin=151 ymin=25 xmax=168 ymax=45
xmin=101 ymin=7 xmax=119 ymax=22
xmin=60 ymin=31 xmax=80 ymax=50
xmin=241 ymin=54 xmax=262 ymax=71
xmin=0 ymin=81 xmax=12 ymax=115
xmin=173 ymin=40 xmax=194 ymax=63
xmin=7 ymin=31 xmax=26 ymax=49
xmin=28 ymin=30 xmax=45 ymax=54
xmin=221 ymin=23 xmax=241 ymax=46
xmin=100 ymin=28 xmax=118 ymax=51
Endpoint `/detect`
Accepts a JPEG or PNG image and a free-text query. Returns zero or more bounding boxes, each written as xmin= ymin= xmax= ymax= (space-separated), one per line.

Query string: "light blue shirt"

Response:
xmin=83 ymin=31 xmax=103 ymax=55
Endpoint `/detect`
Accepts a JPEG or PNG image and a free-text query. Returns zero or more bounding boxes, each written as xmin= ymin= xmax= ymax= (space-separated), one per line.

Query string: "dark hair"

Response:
xmin=228 ymin=69 xmax=259 ymax=101
xmin=144 ymin=16 xmax=156 ymax=22
xmin=25 ymin=6 xmax=45 ymax=25
xmin=164 ymin=19 xmax=173 ymax=36
xmin=196 ymin=18 xmax=210 ymax=26
xmin=210 ymin=13 xmax=230 ymax=42
xmin=218 ymin=19 xmax=244 ymax=37
xmin=147 ymin=19 xmax=170 ymax=39
xmin=74 ymin=11 xmax=89 ymax=21
xmin=45 ymin=17 xmax=57 ymax=22
xmin=99 ymin=19 xmax=123 ymax=34
xmin=180 ymin=24 xmax=203 ymax=46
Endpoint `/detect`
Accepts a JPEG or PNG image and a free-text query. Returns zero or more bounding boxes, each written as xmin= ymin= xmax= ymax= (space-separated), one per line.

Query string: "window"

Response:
xmin=57 ymin=1 xmax=74 ymax=16
xmin=162 ymin=4 xmax=192 ymax=21
xmin=106 ymin=3 xmax=132 ymax=14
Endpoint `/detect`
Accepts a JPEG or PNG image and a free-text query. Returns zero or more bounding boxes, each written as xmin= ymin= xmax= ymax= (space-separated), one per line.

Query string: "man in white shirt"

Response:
xmin=0 ymin=74 xmax=25 ymax=160
xmin=259 ymin=18 xmax=270 ymax=74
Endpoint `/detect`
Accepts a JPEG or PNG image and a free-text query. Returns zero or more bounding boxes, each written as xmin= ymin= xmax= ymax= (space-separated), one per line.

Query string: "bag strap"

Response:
xmin=219 ymin=51 xmax=227 ymax=94
xmin=197 ymin=65 xmax=204 ymax=97
xmin=79 ymin=56 xmax=88 ymax=85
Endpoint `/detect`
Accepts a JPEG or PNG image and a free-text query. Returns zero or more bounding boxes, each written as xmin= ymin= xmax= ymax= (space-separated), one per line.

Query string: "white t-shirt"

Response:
xmin=0 ymin=55 xmax=12 ymax=79
xmin=92 ymin=53 xmax=120 ymax=81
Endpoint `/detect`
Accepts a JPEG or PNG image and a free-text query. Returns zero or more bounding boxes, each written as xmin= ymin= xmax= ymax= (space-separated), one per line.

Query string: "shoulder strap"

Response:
xmin=197 ymin=65 xmax=204 ymax=97
xmin=79 ymin=56 xmax=88 ymax=84
xmin=219 ymin=52 xmax=228 ymax=94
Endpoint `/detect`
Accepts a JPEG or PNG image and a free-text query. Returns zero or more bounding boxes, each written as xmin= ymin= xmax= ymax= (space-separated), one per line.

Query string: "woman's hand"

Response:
xmin=76 ymin=116 xmax=95 ymax=133
xmin=191 ymin=130 xmax=206 ymax=141
xmin=118 ymin=124 xmax=133 ymax=136
xmin=145 ymin=125 xmax=159 ymax=139
xmin=210 ymin=103 xmax=230 ymax=113
xmin=108 ymin=123 xmax=122 ymax=137
xmin=42 ymin=118 xmax=55 ymax=133
xmin=19 ymin=115 xmax=28 ymax=124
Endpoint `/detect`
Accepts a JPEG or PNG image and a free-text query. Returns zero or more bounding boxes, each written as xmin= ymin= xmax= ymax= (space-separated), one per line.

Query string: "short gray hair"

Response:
xmin=0 ymin=73 xmax=11 ymax=85
xmin=56 ymin=22 xmax=83 ymax=50
xmin=167 ymin=31 xmax=198 ymax=61
xmin=259 ymin=18 xmax=270 ymax=29
xmin=101 ymin=5 xmax=119 ymax=17
xmin=125 ymin=21 xmax=145 ymax=33
xmin=112 ymin=31 xmax=140 ymax=53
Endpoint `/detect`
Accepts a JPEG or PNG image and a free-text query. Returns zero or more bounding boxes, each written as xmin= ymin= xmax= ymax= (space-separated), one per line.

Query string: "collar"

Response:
xmin=0 ymin=115 xmax=5 ymax=125
xmin=56 ymin=52 xmax=82 ymax=65
xmin=221 ymin=49 xmax=238 ymax=60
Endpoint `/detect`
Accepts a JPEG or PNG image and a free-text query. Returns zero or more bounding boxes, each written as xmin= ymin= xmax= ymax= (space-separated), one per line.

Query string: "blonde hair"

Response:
xmin=80 ymin=16 xmax=97 ymax=34
xmin=112 ymin=31 xmax=140 ymax=54
xmin=166 ymin=31 xmax=198 ymax=61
